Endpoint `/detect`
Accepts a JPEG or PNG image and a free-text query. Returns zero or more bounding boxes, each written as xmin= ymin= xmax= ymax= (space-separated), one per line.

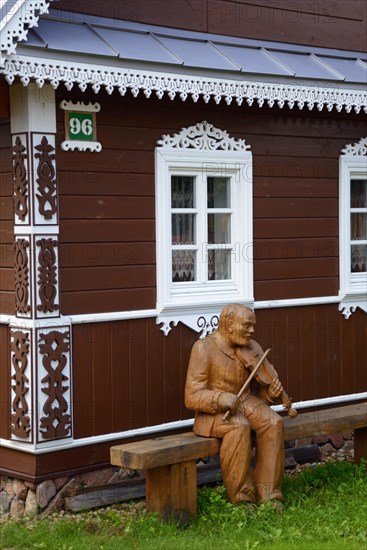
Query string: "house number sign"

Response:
xmin=60 ymin=100 xmax=102 ymax=152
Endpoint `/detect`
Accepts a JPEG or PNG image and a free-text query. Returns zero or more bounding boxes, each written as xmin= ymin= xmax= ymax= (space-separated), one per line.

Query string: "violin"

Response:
xmin=236 ymin=345 xmax=298 ymax=418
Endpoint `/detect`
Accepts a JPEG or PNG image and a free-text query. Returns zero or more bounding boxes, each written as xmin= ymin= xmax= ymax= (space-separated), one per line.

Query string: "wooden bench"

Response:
xmin=110 ymin=402 xmax=367 ymax=521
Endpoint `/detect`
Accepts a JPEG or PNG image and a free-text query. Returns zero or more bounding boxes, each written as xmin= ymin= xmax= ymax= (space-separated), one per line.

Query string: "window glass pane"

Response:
xmin=208 ymin=249 xmax=231 ymax=280
xmin=351 ymin=244 xmax=367 ymax=273
xmin=351 ymin=213 xmax=367 ymax=240
xmin=207 ymin=177 xmax=230 ymax=208
xmin=172 ymin=250 xmax=196 ymax=282
xmin=351 ymin=179 xmax=367 ymax=208
xmin=208 ymin=214 xmax=231 ymax=243
xmin=171 ymin=176 xmax=195 ymax=208
xmin=172 ymin=214 xmax=195 ymax=244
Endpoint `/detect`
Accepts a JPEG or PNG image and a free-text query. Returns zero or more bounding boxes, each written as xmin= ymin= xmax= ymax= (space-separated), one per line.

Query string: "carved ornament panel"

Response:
xmin=12 ymin=134 xmax=29 ymax=224
xmin=37 ymin=329 xmax=72 ymax=441
xmin=32 ymin=134 xmax=58 ymax=224
xmin=14 ymin=238 xmax=31 ymax=317
xmin=10 ymin=330 xmax=32 ymax=440
xmin=36 ymin=237 xmax=59 ymax=316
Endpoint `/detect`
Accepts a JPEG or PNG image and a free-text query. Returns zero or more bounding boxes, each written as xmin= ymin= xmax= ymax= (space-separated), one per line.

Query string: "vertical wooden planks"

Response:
xmin=129 ymin=319 xmax=147 ymax=429
xmin=340 ymin=314 xmax=357 ymax=396
xmin=72 ymin=324 xmax=93 ymax=439
xmin=0 ymin=324 xmax=10 ymax=439
xmin=285 ymin=307 xmax=302 ymax=402
xmin=91 ymin=323 xmax=112 ymax=435
xmin=146 ymin=318 xmax=165 ymax=426
xmin=353 ymin=309 xmax=367 ymax=393
xmin=299 ymin=306 xmax=316 ymax=401
xmin=325 ymin=304 xmax=342 ymax=399
xmin=163 ymin=325 xmax=182 ymax=423
xmin=179 ymin=324 xmax=198 ymax=419
xmin=313 ymin=305 xmax=331 ymax=399
xmin=111 ymin=321 xmax=130 ymax=432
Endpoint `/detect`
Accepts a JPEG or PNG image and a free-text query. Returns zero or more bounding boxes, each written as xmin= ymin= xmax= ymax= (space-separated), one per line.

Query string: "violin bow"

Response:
xmin=222 ymin=348 xmax=271 ymax=421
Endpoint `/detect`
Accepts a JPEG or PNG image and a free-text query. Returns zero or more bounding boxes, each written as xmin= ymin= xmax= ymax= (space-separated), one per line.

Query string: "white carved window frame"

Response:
xmin=339 ymin=137 xmax=367 ymax=319
xmin=155 ymin=121 xmax=254 ymax=335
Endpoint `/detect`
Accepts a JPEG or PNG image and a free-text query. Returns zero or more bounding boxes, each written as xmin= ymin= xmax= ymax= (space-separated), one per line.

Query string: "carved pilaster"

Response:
xmin=8 ymin=84 xmax=73 ymax=449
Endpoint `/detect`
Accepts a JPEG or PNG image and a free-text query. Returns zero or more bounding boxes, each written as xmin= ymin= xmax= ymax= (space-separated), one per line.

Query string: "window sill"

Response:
xmin=157 ymin=297 xmax=254 ymax=336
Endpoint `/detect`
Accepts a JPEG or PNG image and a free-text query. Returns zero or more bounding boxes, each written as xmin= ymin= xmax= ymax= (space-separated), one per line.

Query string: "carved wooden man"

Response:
xmin=185 ymin=304 xmax=285 ymax=509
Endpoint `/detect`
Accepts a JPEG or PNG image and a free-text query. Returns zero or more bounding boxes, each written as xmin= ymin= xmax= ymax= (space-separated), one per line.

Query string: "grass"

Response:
xmin=0 ymin=461 xmax=366 ymax=550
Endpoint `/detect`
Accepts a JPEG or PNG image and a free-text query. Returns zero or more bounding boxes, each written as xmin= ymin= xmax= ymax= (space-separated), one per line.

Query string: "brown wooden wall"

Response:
xmin=56 ymin=89 xmax=366 ymax=314
xmin=0 ymin=81 xmax=13 ymax=315
xmin=1 ymin=301 xmax=364 ymax=480
xmin=55 ymin=0 xmax=367 ymax=52
xmin=70 ymin=306 xmax=367 ymax=442
xmin=72 ymin=317 xmax=197 ymax=439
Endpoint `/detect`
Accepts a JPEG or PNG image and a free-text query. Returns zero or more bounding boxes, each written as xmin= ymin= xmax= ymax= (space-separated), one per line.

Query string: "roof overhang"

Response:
xmin=1 ymin=7 xmax=366 ymax=114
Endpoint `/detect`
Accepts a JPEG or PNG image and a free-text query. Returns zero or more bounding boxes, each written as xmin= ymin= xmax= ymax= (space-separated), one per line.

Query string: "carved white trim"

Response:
xmin=59 ymin=100 xmax=101 ymax=112
xmin=2 ymin=56 xmax=367 ymax=114
xmin=60 ymin=140 xmax=102 ymax=152
xmin=158 ymin=312 xmax=220 ymax=338
xmin=157 ymin=121 xmax=250 ymax=151
xmin=157 ymin=296 xmax=255 ymax=337
xmin=0 ymin=1 xmax=53 ymax=60
xmin=341 ymin=137 xmax=367 ymax=156
xmin=339 ymin=296 xmax=367 ymax=319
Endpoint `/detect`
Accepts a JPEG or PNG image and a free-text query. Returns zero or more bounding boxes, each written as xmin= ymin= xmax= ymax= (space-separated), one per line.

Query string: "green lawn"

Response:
xmin=1 ymin=461 xmax=366 ymax=550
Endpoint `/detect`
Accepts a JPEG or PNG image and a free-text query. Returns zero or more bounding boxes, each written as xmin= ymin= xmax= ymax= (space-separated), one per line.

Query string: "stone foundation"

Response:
xmin=0 ymin=466 xmax=138 ymax=520
xmin=0 ymin=431 xmax=355 ymax=519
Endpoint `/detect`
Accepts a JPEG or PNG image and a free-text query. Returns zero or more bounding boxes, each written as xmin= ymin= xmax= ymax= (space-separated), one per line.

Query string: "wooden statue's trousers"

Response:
xmin=209 ymin=394 xmax=284 ymax=504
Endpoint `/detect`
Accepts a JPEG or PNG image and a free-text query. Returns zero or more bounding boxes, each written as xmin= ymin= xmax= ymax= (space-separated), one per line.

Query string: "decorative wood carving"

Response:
xmin=12 ymin=136 xmax=29 ymax=221
xmin=159 ymin=312 xmax=221 ymax=337
xmin=10 ymin=330 xmax=31 ymax=438
xmin=0 ymin=0 xmax=52 ymax=59
xmin=39 ymin=330 xmax=71 ymax=439
xmin=157 ymin=121 xmax=250 ymax=151
xmin=3 ymin=59 xmax=366 ymax=113
xmin=14 ymin=238 xmax=31 ymax=315
xmin=341 ymin=137 xmax=367 ymax=156
xmin=34 ymin=136 xmax=57 ymax=220
xmin=197 ymin=315 xmax=219 ymax=334
xmin=36 ymin=237 xmax=59 ymax=313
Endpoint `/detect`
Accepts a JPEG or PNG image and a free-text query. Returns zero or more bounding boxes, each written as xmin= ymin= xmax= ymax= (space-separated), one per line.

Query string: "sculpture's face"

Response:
xmin=227 ymin=311 xmax=256 ymax=347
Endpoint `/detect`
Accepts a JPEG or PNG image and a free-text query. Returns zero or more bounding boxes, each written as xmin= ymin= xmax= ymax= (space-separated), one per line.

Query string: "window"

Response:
xmin=339 ymin=137 xmax=367 ymax=318
xmin=155 ymin=121 xmax=253 ymax=334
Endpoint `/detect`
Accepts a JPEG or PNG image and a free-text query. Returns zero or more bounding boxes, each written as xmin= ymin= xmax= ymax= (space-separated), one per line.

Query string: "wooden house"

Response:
xmin=0 ymin=0 xmax=366 ymax=513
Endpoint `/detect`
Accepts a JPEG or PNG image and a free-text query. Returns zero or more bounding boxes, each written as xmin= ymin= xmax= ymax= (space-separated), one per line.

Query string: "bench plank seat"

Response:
xmin=110 ymin=431 xmax=220 ymax=470
xmin=110 ymin=402 xmax=367 ymax=521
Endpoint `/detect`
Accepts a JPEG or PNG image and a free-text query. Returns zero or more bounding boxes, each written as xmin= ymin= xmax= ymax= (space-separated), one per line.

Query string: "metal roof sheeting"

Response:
xmin=19 ymin=9 xmax=367 ymax=85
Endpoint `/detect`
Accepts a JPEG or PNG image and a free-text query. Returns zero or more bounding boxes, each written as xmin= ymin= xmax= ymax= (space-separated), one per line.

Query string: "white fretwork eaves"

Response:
xmin=2 ymin=54 xmax=367 ymax=114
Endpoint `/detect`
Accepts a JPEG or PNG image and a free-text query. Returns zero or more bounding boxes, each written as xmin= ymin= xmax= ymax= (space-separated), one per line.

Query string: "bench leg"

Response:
xmin=145 ymin=460 xmax=197 ymax=521
xmin=354 ymin=427 xmax=367 ymax=466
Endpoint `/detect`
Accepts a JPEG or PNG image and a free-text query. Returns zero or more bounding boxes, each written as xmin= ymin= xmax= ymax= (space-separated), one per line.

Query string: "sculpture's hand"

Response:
xmin=218 ymin=392 xmax=240 ymax=414
xmin=268 ymin=378 xmax=283 ymax=401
